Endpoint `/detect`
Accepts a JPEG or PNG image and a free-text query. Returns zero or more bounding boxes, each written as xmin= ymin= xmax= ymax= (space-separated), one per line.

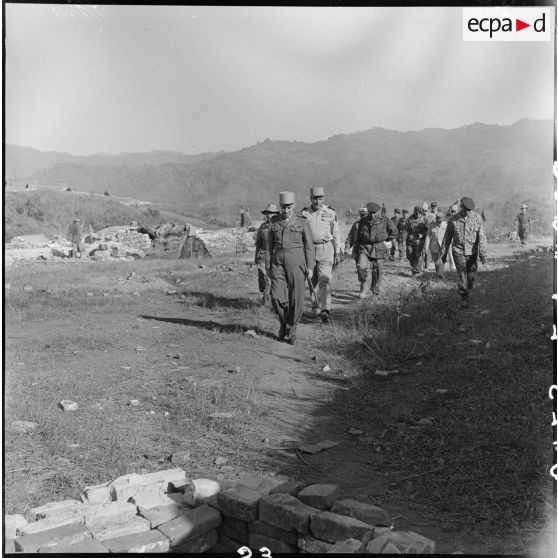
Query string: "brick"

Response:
xmin=331 ymin=498 xmax=392 ymax=527
xmin=217 ymin=485 xmax=261 ymax=522
xmin=236 ymin=475 xmax=283 ymax=495
xmin=249 ymin=532 xmax=297 ymax=553
xmin=127 ymin=486 xmax=177 ymax=509
xmin=87 ymin=514 xmax=151 ymax=541
xmin=174 ymin=528 xmax=217 ymax=553
xmin=83 ymin=501 xmax=137 ymax=524
xmin=298 ymin=484 xmax=341 ymax=510
xmin=258 ymin=493 xmax=315 ymax=534
xmin=214 ymin=533 xmax=244 ymax=552
xmin=183 ymin=478 xmax=221 ymax=506
xmin=14 ymin=523 xmax=93 ymax=553
xmin=5 ymin=513 xmax=27 ymax=538
xmin=4 ymin=538 xmax=16 ymax=554
xmin=310 ymin=511 xmax=374 ymax=543
xmin=382 ymin=541 xmax=403 ymax=553
xmin=297 ymin=534 xmax=336 ymax=553
xmin=103 ymin=529 xmax=170 ymax=553
xmin=249 ymin=520 xmax=297 ymax=545
xmin=38 ymin=538 xmax=109 ymax=553
xmin=157 ymin=504 xmax=221 ymax=547
xmin=139 ymin=503 xmax=191 ymax=529
xmin=327 ymin=538 xmax=365 ymax=553
xmin=30 ymin=499 xmax=83 ymax=520
xmin=269 ymin=480 xmax=308 ymax=497
xmin=81 ymin=483 xmax=112 ymax=504
xmin=382 ymin=531 xmax=435 ymax=554
xmin=217 ymin=516 xmax=249 ymax=543
xmin=109 ymin=468 xmax=187 ymax=500
xmin=17 ymin=511 xmax=83 ymax=536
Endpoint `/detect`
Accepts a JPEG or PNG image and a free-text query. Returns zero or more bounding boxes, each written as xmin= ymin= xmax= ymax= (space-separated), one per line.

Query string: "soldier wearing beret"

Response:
xmin=442 ymin=196 xmax=487 ymax=308
xmin=266 ymin=192 xmax=315 ymax=345
xmin=301 ymin=186 xmax=342 ymax=324
xmin=405 ymin=206 xmax=428 ymax=275
xmin=254 ymin=203 xmax=279 ymax=305
xmin=355 ymin=202 xmax=397 ymax=299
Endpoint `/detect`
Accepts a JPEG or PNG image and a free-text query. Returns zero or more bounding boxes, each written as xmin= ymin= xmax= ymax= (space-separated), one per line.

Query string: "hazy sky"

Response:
xmin=5 ymin=5 xmax=555 ymax=156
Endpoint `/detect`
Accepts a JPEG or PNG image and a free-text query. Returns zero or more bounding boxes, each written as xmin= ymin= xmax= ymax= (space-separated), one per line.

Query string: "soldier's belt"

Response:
xmin=313 ymin=240 xmax=332 ymax=245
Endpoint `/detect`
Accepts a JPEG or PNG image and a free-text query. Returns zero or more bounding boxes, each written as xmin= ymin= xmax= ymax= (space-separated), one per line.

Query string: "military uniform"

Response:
xmin=266 ymin=211 xmax=315 ymax=341
xmin=389 ymin=212 xmax=402 ymax=259
xmin=301 ymin=204 xmax=341 ymax=314
xmin=66 ymin=219 xmax=83 ymax=258
xmin=254 ymin=221 xmax=272 ymax=303
xmin=356 ymin=214 xmax=397 ymax=295
xmin=515 ymin=211 xmax=531 ymax=245
xmin=424 ymin=218 xmax=447 ymax=277
xmin=405 ymin=211 xmax=428 ymax=275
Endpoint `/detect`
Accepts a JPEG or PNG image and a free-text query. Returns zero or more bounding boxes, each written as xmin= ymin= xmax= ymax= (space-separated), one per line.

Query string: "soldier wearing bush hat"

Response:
xmin=442 ymin=197 xmax=487 ymax=308
xmin=301 ymin=186 xmax=342 ymax=323
xmin=404 ymin=206 xmax=429 ymax=275
xmin=514 ymin=203 xmax=531 ymax=246
xmin=254 ymin=204 xmax=279 ymax=305
xmin=353 ymin=202 xmax=397 ymax=298
xmin=266 ymin=192 xmax=315 ymax=344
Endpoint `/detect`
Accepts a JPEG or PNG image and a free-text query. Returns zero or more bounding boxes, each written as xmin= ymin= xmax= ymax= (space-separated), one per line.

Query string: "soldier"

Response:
xmin=345 ymin=207 xmax=368 ymax=265
xmin=66 ymin=217 xmax=83 ymax=258
xmin=302 ymin=187 xmax=342 ymax=324
xmin=254 ymin=203 xmax=279 ymax=305
xmin=240 ymin=205 xmax=245 ymax=228
xmin=389 ymin=208 xmax=402 ymax=261
xmin=425 ymin=211 xmax=447 ymax=278
xmin=396 ymin=209 xmax=410 ymax=260
xmin=266 ymin=191 xmax=315 ymax=345
xmin=514 ymin=204 xmax=532 ymax=246
xmin=422 ymin=202 xmax=435 ymax=270
xmin=405 ymin=206 xmax=428 ymax=275
xmin=442 ymin=197 xmax=487 ymax=309
xmin=355 ymin=202 xmax=397 ymax=299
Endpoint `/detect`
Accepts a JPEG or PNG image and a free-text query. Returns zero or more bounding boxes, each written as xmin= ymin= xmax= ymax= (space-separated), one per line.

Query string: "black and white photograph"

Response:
xmin=3 ymin=3 xmax=556 ymax=555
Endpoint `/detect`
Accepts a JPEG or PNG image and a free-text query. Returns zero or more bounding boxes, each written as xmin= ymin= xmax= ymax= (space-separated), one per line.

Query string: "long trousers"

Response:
xmin=310 ymin=242 xmax=334 ymax=311
xmin=357 ymin=253 xmax=384 ymax=294
xmin=430 ymin=249 xmax=445 ymax=277
xmin=452 ymin=250 xmax=479 ymax=295
xmin=256 ymin=262 xmax=270 ymax=294
xmin=406 ymin=243 xmax=424 ymax=275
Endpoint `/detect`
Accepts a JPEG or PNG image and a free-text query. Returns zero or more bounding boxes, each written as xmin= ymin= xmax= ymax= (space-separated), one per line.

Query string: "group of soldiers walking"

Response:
xmin=254 ymin=188 xmax=490 ymax=345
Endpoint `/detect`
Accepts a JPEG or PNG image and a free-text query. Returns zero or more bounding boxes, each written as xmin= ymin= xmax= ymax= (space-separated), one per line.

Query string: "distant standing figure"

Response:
xmin=442 ymin=197 xmax=487 ymax=308
xmin=254 ymin=203 xmax=279 ymax=305
xmin=266 ymin=192 xmax=315 ymax=345
xmin=405 ymin=206 xmax=428 ymax=275
xmin=389 ymin=208 xmax=402 ymax=260
xmin=515 ymin=204 xmax=532 ymax=246
xmin=66 ymin=217 xmax=83 ymax=258
xmin=244 ymin=207 xmax=252 ymax=229
xmin=240 ymin=205 xmax=245 ymax=228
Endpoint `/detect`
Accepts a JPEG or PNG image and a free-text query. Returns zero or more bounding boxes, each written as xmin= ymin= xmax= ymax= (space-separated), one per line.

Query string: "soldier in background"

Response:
xmin=240 ymin=205 xmax=245 ymax=228
xmin=425 ymin=211 xmax=447 ymax=278
xmin=442 ymin=197 xmax=487 ymax=308
xmin=66 ymin=217 xmax=83 ymax=258
xmin=254 ymin=203 xmax=279 ymax=305
xmin=266 ymin=192 xmax=315 ymax=345
xmin=345 ymin=207 xmax=368 ymax=271
xmin=405 ymin=206 xmax=428 ymax=276
xmin=356 ymin=202 xmax=397 ymax=298
xmin=395 ymin=209 xmax=410 ymax=261
xmin=302 ymin=187 xmax=341 ymax=324
xmin=515 ymin=204 xmax=532 ymax=246
xmin=389 ymin=208 xmax=402 ymax=261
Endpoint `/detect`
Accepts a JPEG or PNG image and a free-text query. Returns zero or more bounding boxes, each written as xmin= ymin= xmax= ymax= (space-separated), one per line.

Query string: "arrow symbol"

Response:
xmin=516 ymin=18 xmax=530 ymax=31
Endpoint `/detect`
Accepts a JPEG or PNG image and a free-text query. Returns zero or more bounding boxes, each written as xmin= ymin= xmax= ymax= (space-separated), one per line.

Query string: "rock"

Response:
xmin=170 ymin=450 xmax=190 ymax=465
xmin=183 ymin=478 xmax=222 ymax=506
xmin=236 ymin=476 xmax=283 ymax=495
xmin=331 ymin=499 xmax=392 ymax=527
xmin=322 ymin=365 xmax=331 ymax=372
xmin=244 ymin=330 xmax=258 ymax=338
xmin=348 ymin=428 xmax=364 ymax=435
xmin=81 ymin=483 xmax=112 ymax=504
xmin=216 ymin=485 xmax=262 ymax=522
xmin=5 ymin=283 xmax=11 ymax=290
xmin=258 ymin=493 xmax=314 ymax=534
xmin=17 ymin=512 xmax=84 ymax=536
xmin=14 ymin=523 xmax=93 ymax=553
xmin=298 ymin=535 xmax=336 ymax=553
xmin=138 ymin=503 xmax=189 ymax=529
xmin=435 ymin=389 xmax=448 ymax=394
xmin=128 ymin=399 xmax=140 ymax=407
xmin=30 ymin=499 xmax=83 ymax=521
xmin=248 ymin=532 xmax=297 ymax=553
xmin=9 ymin=420 xmax=38 ymax=433
xmin=87 ymin=514 xmax=151 ymax=541
xmin=4 ymin=514 xmax=27 ymax=538
xmin=86 ymin=292 xmax=94 ymax=297
xmin=127 ymin=487 xmax=177 ymax=510
xmin=156 ymin=505 xmax=221 ymax=547
xmin=327 ymin=538 xmax=365 ymax=553
xmin=310 ymin=511 xmax=375 ymax=543
xmin=269 ymin=481 xmax=308 ymax=497
xmin=417 ymin=418 xmax=434 ymax=426
xmin=298 ymin=484 xmax=341 ymax=510
xmin=58 ymin=400 xmax=78 ymax=411
xmin=249 ymin=520 xmax=297 ymax=545
xmin=172 ymin=528 xmax=218 ymax=553
xmin=368 ymin=530 xmax=435 ymax=554
xmin=214 ymin=456 xmax=228 ymax=466
xmin=102 ymin=529 xmax=170 ymax=553
xmin=23 ymin=285 xmax=34 ymax=292
xmin=38 ymin=538 xmax=109 ymax=553
xmin=217 ymin=516 xmax=250 ymax=544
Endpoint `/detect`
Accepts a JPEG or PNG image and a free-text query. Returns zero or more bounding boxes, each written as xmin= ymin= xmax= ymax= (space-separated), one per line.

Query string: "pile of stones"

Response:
xmin=4 ymin=467 xmax=436 ymax=554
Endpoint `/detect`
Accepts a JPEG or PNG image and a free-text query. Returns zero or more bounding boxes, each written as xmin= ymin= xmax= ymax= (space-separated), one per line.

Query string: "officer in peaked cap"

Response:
xmin=354 ymin=202 xmax=397 ymax=298
xmin=266 ymin=192 xmax=315 ymax=345
xmin=254 ymin=203 xmax=279 ymax=306
xmin=442 ymin=196 xmax=487 ymax=308
xmin=301 ymin=186 xmax=342 ymax=324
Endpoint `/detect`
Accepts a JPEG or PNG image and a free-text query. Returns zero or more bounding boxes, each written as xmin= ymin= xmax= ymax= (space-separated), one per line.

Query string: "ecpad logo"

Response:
xmin=463 ymin=8 xmax=551 ymax=41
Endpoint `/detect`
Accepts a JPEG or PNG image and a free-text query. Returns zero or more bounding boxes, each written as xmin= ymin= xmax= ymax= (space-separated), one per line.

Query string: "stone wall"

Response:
xmin=4 ymin=467 xmax=436 ymax=554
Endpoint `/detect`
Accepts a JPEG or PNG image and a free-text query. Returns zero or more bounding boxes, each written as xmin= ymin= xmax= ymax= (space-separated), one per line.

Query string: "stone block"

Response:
xmin=382 ymin=531 xmax=435 ymax=554
xmin=139 ymin=503 xmax=191 ymax=529
xmin=258 ymin=493 xmax=315 ymax=534
xmin=310 ymin=511 xmax=374 ymax=543
xmin=127 ymin=486 xmax=177 ymax=509
xmin=14 ymin=523 xmax=93 ymax=553
xmin=109 ymin=468 xmax=187 ymax=500
xmin=249 ymin=532 xmax=297 ymax=554
xmin=236 ymin=475 xmax=283 ymax=495
xmin=298 ymin=534 xmax=336 ymax=553
xmin=4 ymin=538 xmax=16 ymax=554
xmin=217 ymin=485 xmax=261 ymax=522
xmin=173 ymin=528 xmax=217 ymax=553
xmin=156 ymin=504 xmax=221 ymax=547
xmin=249 ymin=520 xmax=297 ymax=545
xmin=83 ymin=501 xmax=137 ymax=524
xmin=214 ymin=533 xmax=244 ymax=552
xmin=331 ymin=498 xmax=392 ymax=527
xmin=327 ymin=538 xmax=365 ymax=553
xmin=217 ymin=516 xmax=249 ymax=543
xmin=103 ymin=528 xmax=171 ymax=553
xmin=269 ymin=480 xmax=308 ymax=497
xmin=81 ymin=483 xmax=112 ymax=504
xmin=183 ymin=478 xmax=222 ymax=506
xmin=17 ymin=511 xmax=83 ymax=536
xmin=38 ymin=538 xmax=109 ymax=553
xmin=87 ymin=514 xmax=151 ymax=541
xmin=30 ymin=499 xmax=83 ymax=520
xmin=5 ymin=513 xmax=27 ymax=538
xmin=298 ymin=484 xmax=341 ymax=510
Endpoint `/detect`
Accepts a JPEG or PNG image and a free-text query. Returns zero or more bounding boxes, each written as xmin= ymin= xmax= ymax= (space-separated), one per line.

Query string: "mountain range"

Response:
xmin=6 ymin=119 xmax=553 ymax=218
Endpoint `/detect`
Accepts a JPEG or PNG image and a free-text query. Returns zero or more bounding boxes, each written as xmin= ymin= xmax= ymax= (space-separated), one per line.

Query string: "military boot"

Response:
xmin=359 ymin=283 xmax=370 ymax=299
